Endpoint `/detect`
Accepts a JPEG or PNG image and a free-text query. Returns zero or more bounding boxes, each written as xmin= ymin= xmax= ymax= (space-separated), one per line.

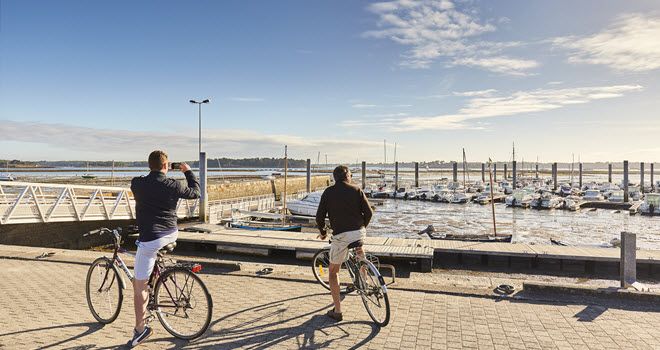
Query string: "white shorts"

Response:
xmin=134 ymin=232 xmax=178 ymax=280
xmin=329 ymin=228 xmax=367 ymax=265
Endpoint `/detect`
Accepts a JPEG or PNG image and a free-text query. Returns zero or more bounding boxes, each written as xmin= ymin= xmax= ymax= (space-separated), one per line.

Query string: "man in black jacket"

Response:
xmin=128 ymin=150 xmax=200 ymax=347
xmin=316 ymin=165 xmax=373 ymax=321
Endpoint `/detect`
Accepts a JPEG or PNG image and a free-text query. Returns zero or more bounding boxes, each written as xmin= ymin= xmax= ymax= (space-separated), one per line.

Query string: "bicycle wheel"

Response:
xmin=86 ymin=257 xmax=123 ymax=324
xmin=154 ymin=267 xmax=213 ymax=340
xmin=311 ymin=249 xmax=353 ymax=294
xmin=357 ymin=260 xmax=390 ymax=327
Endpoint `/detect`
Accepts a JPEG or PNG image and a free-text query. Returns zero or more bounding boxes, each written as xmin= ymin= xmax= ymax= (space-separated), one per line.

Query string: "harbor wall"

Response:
xmin=207 ymin=175 xmax=330 ymax=200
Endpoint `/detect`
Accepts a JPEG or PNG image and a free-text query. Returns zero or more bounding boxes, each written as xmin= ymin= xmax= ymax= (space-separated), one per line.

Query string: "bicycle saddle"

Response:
xmin=158 ymin=242 xmax=177 ymax=256
xmin=347 ymin=240 xmax=364 ymax=249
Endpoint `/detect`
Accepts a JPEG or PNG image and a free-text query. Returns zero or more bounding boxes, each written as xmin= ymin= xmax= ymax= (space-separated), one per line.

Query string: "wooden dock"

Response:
xmin=175 ymin=224 xmax=660 ymax=275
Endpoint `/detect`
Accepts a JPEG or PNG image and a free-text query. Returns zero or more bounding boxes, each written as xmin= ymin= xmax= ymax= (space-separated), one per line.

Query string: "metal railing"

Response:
xmin=0 ymin=182 xmax=198 ymax=225
xmin=208 ymin=194 xmax=276 ymax=223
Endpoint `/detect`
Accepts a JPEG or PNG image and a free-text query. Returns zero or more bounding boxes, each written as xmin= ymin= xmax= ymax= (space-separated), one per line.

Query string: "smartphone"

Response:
xmin=170 ymin=162 xmax=181 ymax=170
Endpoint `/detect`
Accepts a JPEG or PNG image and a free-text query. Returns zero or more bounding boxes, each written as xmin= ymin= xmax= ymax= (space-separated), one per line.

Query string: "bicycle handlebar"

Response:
xmin=84 ymin=227 xmax=122 ymax=237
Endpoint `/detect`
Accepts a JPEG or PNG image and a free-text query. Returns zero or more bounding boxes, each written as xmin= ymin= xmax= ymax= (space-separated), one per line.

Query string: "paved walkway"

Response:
xmin=1 ymin=258 xmax=660 ymax=349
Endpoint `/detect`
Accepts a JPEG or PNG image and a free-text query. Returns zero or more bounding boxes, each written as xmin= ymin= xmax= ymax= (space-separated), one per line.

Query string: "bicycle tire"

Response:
xmin=311 ymin=248 xmax=354 ymax=294
xmin=154 ymin=267 xmax=213 ymax=340
xmin=86 ymin=257 xmax=123 ymax=324
xmin=357 ymin=260 xmax=390 ymax=327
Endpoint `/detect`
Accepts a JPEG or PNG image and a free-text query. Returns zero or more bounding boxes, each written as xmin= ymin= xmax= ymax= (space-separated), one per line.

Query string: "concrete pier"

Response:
xmin=512 ymin=161 xmax=517 ymax=188
xmin=414 ymin=162 xmax=419 ymax=187
xmin=305 ymin=159 xmax=311 ymax=193
xmin=361 ymin=161 xmax=366 ymax=189
xmin=623 ymin=160 xmax=629 ymax=202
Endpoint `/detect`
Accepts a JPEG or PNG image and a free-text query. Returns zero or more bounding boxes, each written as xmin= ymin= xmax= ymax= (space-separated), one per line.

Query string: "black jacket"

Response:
xmin=315 ymin=181 xmax=373 ymax=235
xmin=131 ymin=170 xmax=200 ymax=242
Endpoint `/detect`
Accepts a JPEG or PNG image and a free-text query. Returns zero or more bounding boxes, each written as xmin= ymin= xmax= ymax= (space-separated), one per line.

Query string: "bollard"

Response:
xmin=361 ymin=161 xmax=366 ymax=190
xmin=623 ymin=160 xmax=629 ymax=202
xmin=481 ymin=163 xmax=485 ymax=182
xmin=552 ymin=162 xmax=558 ymax=191
xmin=306 ymin=159 xmax=311 ymax=192
xmin=640 ymin=162 xmax=645 ymax=194
xmin=395 ymin=161 xmax=399 ymax=191
xmin=452 ymin=162 xmax=458 ymax=183
xmin=199 ymin=152 xmax=208 ymax=223
xmin=620 ymin=231 xmax=637 ymax=288
xmin=512 ymin=161 xmax=517 ymax=188
xmin=608 ymin=163 xmax=612 ymax=183
xmin=414 ymin=162 xmax=419 ymax=187
xmin=504 ymin=163 xmax=508 ymax=180
xmin=579 ymin=163 xmax=583 ymax=188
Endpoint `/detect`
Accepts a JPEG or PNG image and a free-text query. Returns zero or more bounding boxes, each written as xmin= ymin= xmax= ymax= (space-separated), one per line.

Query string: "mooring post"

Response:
xmin=361 ymin=161 xmax=366 ymax=190
xmin=306 ymin=159 xmax=311 ymax=192
xmin=620 ymin=231 xmax=637 ymax=288
xmin=579 ymin=163 xmax=583 ymax=188
xmin=395 ymin=161 xmax=399 ymax=191
xmin=199 ymin=151 xmax=208 ymax=223
xmin=481 ymin=163 xmax=485 ymax=182
xmin=512 ymin=161 xmax=517 ymax=188
xmin=452 ymin=161 xmax=458 ymax=183
xmin=623 ymin=160 xmax=629 ymax=202
xmin=552 ymin=162 xmax=558 ymax=191
xmin=414 ymin=162 xmax=419 ymax=187
xmin=608 ymin=163 xmax=613 ymax=183
xmin=504 ymin=163 xmax=508 ymax=180
xmin=493 ymin=163 xmax=497 ymax=182
xmin=651 ymin=163 xmax=655 ymax=192
xmin=640 ymin=162 xmax=645 ymax=194
xmin=535 ymin=163 xmax=539 ymax=179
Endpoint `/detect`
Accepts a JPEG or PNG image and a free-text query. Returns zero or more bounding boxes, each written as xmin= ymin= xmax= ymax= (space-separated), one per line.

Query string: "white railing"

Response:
xmin=0 ymin=182 xmax=198 ymax=225
xmin=208 ymin=194 xmax=276 ymax=223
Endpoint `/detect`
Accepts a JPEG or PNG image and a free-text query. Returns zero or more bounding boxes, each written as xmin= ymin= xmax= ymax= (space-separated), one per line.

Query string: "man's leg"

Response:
xmin=328 ymin=263 xmax=342 ymax=313
xmin=133 ymin=279 xmax=149 ymax=332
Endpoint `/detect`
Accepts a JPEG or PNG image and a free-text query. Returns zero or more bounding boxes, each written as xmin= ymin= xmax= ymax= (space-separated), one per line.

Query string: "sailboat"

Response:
xmin=0 ymin=161 xmax=15 ymax=181
xmin=81 ymin=162 xmax=97 ymax=179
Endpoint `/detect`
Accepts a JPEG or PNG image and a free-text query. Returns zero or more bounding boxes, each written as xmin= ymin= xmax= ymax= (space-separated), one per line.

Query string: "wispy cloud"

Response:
xmin=362 ymin=0 xmax=538 ymax=75
xmin=351 ymin=103 xmax=412 ymax=108
xmin=352 ymin=104 xmax=378 ymax=108
xmin=0 ymin=120 xmax=383 ymax=160
xmin=453 ymin=89 xmax=497 ymax=97
xmin=229 ymin=97 xmax=265 ymax=102
xmin=341 ymin=84 xmax=643 ymax=131
xmin=552 ymin=13 xmax=660 ymax=72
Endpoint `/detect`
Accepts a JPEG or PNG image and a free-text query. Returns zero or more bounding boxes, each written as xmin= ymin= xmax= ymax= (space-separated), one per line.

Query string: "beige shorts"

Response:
xmin=329 ymin=228 xmax=367 ymax=265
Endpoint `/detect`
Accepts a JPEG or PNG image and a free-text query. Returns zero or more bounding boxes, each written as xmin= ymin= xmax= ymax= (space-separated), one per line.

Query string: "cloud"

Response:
xmin=341 ymin=84 xmax=643 ymax=131
xmin=552 ymin=13 xmax=660 ymax=72
xmin=352 ymin=104 xmax=378 ymax=108
xmin=0 ymin=120 xmax=383 ymax=160
xmin=351 ymin=103 xmax=412 ymax=108
xmin=453 ymin=89 xmax=497 ymax=97
xmin=362 ymin=0 xmax=538 ymax=75
xmin=229 ymin=97 xmax=265 ymax=102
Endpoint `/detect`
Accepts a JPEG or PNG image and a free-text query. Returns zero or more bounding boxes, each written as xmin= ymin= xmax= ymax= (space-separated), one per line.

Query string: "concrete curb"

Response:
xmin=523 ymin=281 xmax=660 ymax=303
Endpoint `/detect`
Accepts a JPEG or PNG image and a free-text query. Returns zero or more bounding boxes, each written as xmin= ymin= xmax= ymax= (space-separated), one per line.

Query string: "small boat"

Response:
xmin=582 ymin=189 xmax=604 ymax=201
xmin=81 ymin=162 xmax=96 ymax=179
xmin=563 ymin=195 xmax=581 ymax=211
xmin=0 ymin=173 xmax=15 ymax=181
xmin=558 ymin=183 xmax=574 ymax=197
xmin=287 ymin=191 xmax=323 ymax=216
xmin=499 ymin=181 xmax=513 ymax=195
xmin=639 ymin=193 xmax=660 ymax=216
xmin=449 ymin=191 xmax=472 ymax=204
xmin=229 ymin=221 xmax=302 ymax=232
xmin=506 ymin=188 xmax=535 ymax=208
xmin=531 ymin=191 xmax=562 ymax=209
xmin=550 ymin=238 xmax=568 ymax=246
xmin=608 ymin=190 xmax=625 ymax=203
xmin=416 ymin=187 xmax=435 ymax=201
xmin=417 ymin=225 xmax=512 ymax=242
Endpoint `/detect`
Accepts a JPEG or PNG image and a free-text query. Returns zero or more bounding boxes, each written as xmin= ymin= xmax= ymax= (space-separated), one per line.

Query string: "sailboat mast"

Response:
xmin=383 ymin=139 xmax=387 ymax=168
xmin=488 ymin=159 xmax=497 ymax=236
xmin=283 ymin=145 xmax=288 ymax=225
xmin=462 ymin=148 xmax=467 ymax=189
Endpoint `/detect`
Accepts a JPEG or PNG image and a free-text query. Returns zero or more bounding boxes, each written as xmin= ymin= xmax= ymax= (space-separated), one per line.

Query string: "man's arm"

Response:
xmin=175 ymin=169 xmax=201 ymax=199
xmin=359 ymin=190 xmax=373 ymax=227
xmin=315 ymin=191 xmax=328 ymax=235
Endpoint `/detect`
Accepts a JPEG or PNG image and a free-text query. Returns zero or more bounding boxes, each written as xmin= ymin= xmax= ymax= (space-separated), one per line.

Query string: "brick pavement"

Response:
xmin=1 ymin=258 xmax=659 ymax=349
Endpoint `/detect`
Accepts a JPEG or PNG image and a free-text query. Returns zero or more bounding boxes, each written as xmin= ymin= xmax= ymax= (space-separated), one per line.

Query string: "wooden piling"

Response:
xmin=414 ymin=162 xmax=419 ymax=187
xmin=452 ymin=162 xmax=458 ymax=182
xmin=504 ymin=163 xmax=508 ymax=180
xmin=623 ymin=160 xmax=629 ymax=202
xmin=395 ymin=161 xmax=399 ymax=190
xmin=512 ymin=161 xmax=517 ymax=188
xmin=481 ymin=163 xmax=485 ymax=182
xmin=640 ymin=162 xmax=645 ymax=193
xmin=361 ymin=161 xmax=366 ymax=189
xmin=579 ymin=163 xmax=583 ymax=188
xmin=652 ymin=163 xmax=655 ymax=192
xmin=535 ymin=163 xmax=539 ymax=179
xmin=493 ymin=163 xmax=497 ymax=182
xmin=306 ymin=159 xmax=311 ymax=192
xmin=552 ymin=163 xmax=558 ymax=191
xmin=608 ymin=163 xmax=612 ymax=183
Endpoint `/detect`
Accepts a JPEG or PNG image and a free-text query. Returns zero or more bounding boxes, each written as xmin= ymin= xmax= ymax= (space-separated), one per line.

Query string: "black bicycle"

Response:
xmin=311 ymin=241 xmax=390 ymax=327
xmin=85 ymin=227 xmax=213 ymax=339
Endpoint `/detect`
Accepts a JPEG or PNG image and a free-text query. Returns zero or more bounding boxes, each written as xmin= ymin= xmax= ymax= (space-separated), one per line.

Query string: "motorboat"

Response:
xmin=474 ymin=184 xmax=503 ymax=204
xmin=432 ymin=187 xmax=452 ymax=203
xmin=558 ymin=183 xmax=574 ymax=197
xmin=505 ymin=188 xmax=535 ymax=208
xmin=563 ymin=195 xmax=581 ymax=211
xmin=582 ymin=189 xmax=604 ymax=201
xmin=531 ymin=191 xmax=562 ymax=209
xmin=416 ymin=187 xmax=435 ymax=201
xmin=608 ymin=190 xmax=625 ymax=203
xmin=468 ymin=181 xmax=484 ymax=193
xmin=499 ymin=181 xmax=513 ymax=194
xmin=640 ymin=193 xmax=660 ymax=216
xmin=417 ymin=225 xmax=512 ymax=243
xmin=229 ymin=221 xmax=302 ymax=232
xmin=286 ymin=191 xmax=323 ymax=216
xmin=449 ymin=191 xmax=473 ymax=204
xmin=393 ymin=187 xmax=415 ymax=199
xmin=0 ymin=173 xmax=15 ymax=181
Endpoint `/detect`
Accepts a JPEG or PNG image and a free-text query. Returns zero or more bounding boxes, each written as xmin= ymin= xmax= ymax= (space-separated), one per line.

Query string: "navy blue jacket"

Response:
xmin=131 ymin=170 xmax=200 ymax=242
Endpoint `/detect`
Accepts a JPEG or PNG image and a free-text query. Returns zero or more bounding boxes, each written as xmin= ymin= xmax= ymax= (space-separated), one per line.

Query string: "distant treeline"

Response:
xmin=0 ymin=159 xmax=652 ymax=170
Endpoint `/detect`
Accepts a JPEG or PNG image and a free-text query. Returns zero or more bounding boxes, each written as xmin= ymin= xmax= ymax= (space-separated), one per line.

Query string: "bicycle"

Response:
xmin=311 ymin=240 xmax=390 ymax=327
xmin=84 ymin=227 xmax=213 ymax=340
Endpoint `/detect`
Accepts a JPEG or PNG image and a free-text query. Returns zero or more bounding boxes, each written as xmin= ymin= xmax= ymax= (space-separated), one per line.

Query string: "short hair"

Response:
xmin=333 ymin=165 xmax=350 ymax=182
xmin=148 ymin=150 xmax=168 ymax=171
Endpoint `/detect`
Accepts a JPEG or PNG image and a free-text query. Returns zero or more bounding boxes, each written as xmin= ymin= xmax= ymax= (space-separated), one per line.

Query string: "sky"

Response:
xmin=1 ymin=0 xmax=660 ymax=163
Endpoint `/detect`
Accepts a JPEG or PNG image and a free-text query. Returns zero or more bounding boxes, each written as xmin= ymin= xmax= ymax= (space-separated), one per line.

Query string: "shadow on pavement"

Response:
xmin=143 ymin=291 xmax=381 ymax=349
xmin=0 ymin=322 xmax=105 ymax=349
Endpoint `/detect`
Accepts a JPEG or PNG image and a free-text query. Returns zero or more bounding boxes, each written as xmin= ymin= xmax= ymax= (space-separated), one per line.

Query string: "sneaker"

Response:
xmin=326 ymin=308 xmax=343 ymax=322
xmin=128 ymin=326 xmax=153 ymax=348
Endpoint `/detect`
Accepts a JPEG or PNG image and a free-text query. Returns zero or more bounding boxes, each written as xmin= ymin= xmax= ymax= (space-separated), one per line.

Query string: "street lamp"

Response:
xmin=189 ymin=99 xmax=210 ymax=154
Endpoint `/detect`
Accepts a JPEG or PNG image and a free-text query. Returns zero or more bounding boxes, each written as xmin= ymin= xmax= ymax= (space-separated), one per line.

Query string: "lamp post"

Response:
xmin=189 ymin=99 xmax=210 ymax=154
